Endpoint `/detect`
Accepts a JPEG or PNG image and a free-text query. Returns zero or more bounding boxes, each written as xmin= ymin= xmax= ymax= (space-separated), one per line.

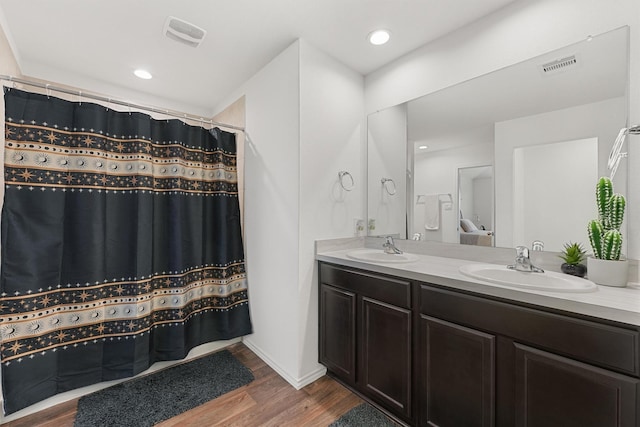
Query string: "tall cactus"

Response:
xmin=588 ymin=177 xmax=625 ymax=260
xmin=609 ymin=193 xmax=626 ymax=231
xmin=595 ymin=177 xmax=613 ymax=229
xmin=603 ymin=230 xmax=622 ymax=261
xmin=588 ymin=219 xmax=604 ymax=259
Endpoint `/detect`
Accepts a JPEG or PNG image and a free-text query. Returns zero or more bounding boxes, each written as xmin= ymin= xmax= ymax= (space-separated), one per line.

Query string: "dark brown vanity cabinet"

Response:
xmin=420 ymin=283 xmax=640 ymax=427
xmin=319 ymin=262 xmax=413 ymax=423
xmin=320 ymin=262 xmax=640 ymax=426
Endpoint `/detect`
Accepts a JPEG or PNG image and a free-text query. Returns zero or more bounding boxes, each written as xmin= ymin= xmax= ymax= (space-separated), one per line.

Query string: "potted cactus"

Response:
xmin=587 ymin=177 xmax=628 ymax=287
xmin=559 ymin=242 xmax=587 ymax=278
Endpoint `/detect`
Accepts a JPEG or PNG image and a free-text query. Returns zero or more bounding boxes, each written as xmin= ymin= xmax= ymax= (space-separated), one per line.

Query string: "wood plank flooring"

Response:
xmin=3 ymin=343 xmax=365 ymax=427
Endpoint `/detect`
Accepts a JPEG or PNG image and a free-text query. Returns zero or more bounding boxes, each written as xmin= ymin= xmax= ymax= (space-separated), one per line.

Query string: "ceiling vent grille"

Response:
xmin=539 ymin=55 xmax=578 ymax=75
xmin=163 ymin=16 xmax=206 ymax=48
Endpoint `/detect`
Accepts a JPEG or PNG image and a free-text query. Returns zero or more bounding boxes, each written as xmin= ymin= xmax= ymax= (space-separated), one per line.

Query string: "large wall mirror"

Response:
xmin=367 ymin=26 xmax=629 ymax=253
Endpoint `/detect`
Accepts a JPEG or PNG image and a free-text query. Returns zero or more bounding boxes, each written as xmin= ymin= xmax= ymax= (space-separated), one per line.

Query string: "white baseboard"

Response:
xmin=0 ymin=338 xmax=240 ymax=423
xmin=242 ymin=338 xmax=327 ymax=390
xmin=296 ymin=364 xmax=328 ymax=389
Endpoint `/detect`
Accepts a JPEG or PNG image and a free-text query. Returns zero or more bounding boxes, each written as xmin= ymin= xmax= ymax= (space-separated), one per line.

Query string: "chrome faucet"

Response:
xmin=507 ymin=245 xmax=544 ymax=273
xmin=382 ymin=236 xmax=403 ymax=254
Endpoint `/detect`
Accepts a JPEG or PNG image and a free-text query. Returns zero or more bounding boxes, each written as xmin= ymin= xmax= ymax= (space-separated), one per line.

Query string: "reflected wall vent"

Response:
xmin=539 ymin=55 xmax=578 ymax=75
xmin=163 ymin=16 xmax=207 ymax=48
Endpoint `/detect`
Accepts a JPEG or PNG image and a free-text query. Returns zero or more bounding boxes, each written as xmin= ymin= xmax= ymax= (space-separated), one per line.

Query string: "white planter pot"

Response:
xmin=587 ymin=257 xmax=629 ymax=288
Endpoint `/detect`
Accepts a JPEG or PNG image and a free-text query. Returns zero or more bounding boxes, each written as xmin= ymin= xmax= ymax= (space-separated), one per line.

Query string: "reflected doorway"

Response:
xmin=512 ymin=137 xmax=598 ymax=252
xmin=458 ymin=165 xmax=494 ymax=246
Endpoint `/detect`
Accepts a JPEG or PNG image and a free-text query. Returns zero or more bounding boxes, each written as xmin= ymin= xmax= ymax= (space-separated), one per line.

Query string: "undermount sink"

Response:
xmin=459 ymin=263 xmax=598 ymax=293
xmin=347 ymin=249 xmax=419 ymax=264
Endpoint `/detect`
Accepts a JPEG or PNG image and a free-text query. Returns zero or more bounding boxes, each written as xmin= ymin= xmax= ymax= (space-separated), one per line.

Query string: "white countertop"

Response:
xmin=317 ymin=247 xmax=640 ymax=327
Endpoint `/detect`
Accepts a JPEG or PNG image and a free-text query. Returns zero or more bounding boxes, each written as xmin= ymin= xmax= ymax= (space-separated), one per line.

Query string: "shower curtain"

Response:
xmin=0 ymin=88 xmax=252 ymax=414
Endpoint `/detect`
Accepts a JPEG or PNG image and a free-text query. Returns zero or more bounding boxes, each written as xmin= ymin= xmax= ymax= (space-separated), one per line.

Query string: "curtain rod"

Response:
xmin=0 ymin=75 xmax=245 ymax=132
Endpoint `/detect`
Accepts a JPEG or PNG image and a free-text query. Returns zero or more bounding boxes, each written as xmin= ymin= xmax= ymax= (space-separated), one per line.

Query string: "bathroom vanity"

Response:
xmin=317 ymin=246 xmax=640 ymax=427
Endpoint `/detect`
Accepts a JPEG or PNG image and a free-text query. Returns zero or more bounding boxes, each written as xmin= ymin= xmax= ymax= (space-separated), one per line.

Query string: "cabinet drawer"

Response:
xmin=320 ymin=263 xmax=411 ymax=309
xmin=420 ymin=284 xmax=639 ymax=376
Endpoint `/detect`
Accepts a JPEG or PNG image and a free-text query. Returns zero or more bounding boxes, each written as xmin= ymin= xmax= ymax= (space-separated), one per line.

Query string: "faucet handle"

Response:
xmin=531 ymin=240 xmax=544 ymax=251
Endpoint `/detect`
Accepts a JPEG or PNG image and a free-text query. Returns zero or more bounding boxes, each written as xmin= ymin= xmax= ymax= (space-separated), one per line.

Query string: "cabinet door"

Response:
xmin=420 ymin=315 xmax=496 ymax=427
xmin=360 ymin=296 xmax=412 ymax=419
xmin=514 ymin=343 xmax=639 ymax=427
xmin=319 ymin=284 xmax=357 ymax=384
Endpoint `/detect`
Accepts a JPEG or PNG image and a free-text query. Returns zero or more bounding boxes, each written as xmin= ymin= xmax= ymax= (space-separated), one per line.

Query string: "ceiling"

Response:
xmin=0 ymin=0 xmax=515 ymax=116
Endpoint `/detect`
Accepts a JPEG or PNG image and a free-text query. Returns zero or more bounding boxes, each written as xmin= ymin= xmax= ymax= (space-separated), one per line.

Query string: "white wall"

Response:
xmin=216 ymin=41 xmax=302 ymax=383
xmin=214 ymin=39 xmax=364 ymax=388
xmin=298 ymin=39 xmax=364 ymax=379
xmin=367 ymin=105 xmax=407 ymax=237
xmin=495 ymin=97 xmax=626 ymax=250
xmin=364 ymin=0 xmax=640 ymax=260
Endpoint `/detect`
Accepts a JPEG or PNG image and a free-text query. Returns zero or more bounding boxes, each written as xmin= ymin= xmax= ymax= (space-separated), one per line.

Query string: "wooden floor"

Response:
xmin=3 ymin=343 xmax=366 ymax=427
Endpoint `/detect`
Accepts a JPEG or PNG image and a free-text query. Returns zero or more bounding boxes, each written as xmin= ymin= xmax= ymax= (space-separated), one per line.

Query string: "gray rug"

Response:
xmin=330 ymin=403 xmax=398 ymax=427
xmin=74 ymin=349 xmax=253 ymax=427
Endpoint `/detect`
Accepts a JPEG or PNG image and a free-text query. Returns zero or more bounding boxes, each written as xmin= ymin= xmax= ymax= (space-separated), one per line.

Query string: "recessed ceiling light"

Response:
xmin=134 ymin=69 xmax=153 ymax=80
xmin=418 ymin=145 xmax=428 ymax=150
xmin=368 ymin=29 xmax=390 ymax=46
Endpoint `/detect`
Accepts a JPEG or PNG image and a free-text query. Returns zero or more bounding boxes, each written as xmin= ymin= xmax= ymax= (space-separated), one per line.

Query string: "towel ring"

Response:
xmin=338 ymin=171 xmax=354 ymax=191
xmin=381 ymin=177 xmax=396 ymax=195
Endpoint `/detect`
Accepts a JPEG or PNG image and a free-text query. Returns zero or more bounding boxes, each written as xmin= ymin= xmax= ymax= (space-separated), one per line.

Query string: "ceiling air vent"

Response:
xmin=539 ymin=55 xmax=578 ymax=75
xmin=163 ymin=16 xmax=207 ymax=48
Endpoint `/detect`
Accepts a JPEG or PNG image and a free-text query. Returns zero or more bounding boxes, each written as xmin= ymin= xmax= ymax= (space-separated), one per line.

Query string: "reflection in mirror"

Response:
xmin=512 ymin=138 xmax=597 ymax=251
xmin=367 ymin=26 xmax=629 ymax=253
xmin=458 ymin=166 xmax=494 ymax=247
xmin=367 ymin=105 xmax=407 ymax=238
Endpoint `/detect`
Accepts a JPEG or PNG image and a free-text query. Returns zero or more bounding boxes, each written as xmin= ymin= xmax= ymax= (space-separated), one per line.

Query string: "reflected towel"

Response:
xmin=424 ymin=194 xmax=440 ymax=230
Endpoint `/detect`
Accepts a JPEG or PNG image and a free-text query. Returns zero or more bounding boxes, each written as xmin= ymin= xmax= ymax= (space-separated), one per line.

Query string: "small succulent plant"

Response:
xmin=559 ymin=242 xmax=586 ymax=266
xmin=588 ymin=177 xmax=625 ymax=261
xmin=559 ymin=242 xmax=587 ymax=277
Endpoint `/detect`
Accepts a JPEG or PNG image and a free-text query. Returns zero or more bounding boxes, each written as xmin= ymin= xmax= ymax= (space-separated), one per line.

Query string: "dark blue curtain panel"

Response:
xmin=0 ymin=88 xmax=252 ymax=414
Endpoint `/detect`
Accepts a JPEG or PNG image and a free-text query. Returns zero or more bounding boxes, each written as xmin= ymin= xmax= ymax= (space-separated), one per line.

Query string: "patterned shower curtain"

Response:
xmin=0 ymin=88 xmax=252 ymax=414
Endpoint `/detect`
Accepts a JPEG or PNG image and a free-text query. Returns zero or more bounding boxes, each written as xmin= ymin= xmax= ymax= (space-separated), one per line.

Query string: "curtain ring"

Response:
xmin=338 ymin=171 xmax=354 ymax=191
xmin=183 ymin=114 xmax=187 ymax=125
xmin=381 ymin=177 xmax=396 ymax=195
xmin=106 ymin=98 xmax=111 ymax=111
xmin=45 ymin=84 xmax=51 ymax=99
xmin=78 ymin=90 xmax=82 ymax=105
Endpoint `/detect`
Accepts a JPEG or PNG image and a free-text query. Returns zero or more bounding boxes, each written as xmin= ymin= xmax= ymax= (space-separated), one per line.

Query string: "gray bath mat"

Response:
xmin=330 ymin=403 xmax=398 ymax=426
xmin=74 ymin=349 xmax=253 ymax=427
